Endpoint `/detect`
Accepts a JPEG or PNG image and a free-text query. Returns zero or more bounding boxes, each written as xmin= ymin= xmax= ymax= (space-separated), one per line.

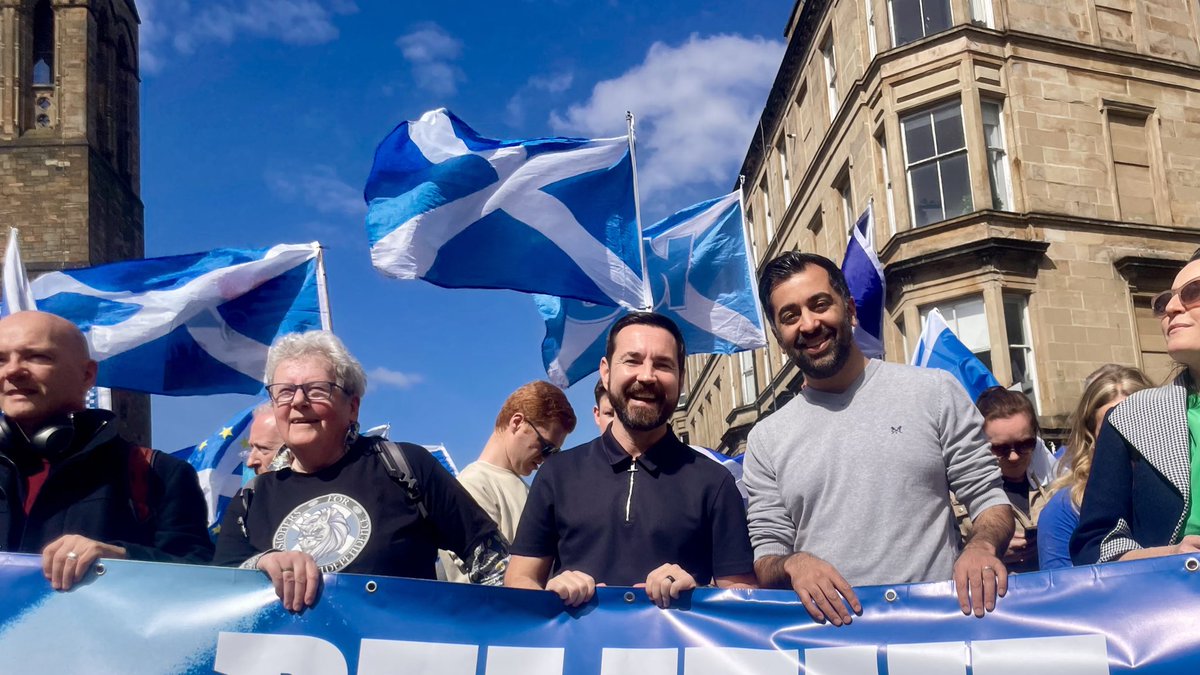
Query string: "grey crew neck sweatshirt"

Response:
xmin=743 ymin=359 xmax=1006 ymax=587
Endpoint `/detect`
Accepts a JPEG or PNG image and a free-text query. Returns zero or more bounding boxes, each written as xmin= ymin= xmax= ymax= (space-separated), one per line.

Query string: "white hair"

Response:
xmin=263 ymin=330 xmax=367 ymax=398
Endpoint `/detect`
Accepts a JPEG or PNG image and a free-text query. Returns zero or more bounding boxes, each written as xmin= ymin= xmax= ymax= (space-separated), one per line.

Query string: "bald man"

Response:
xmin=0 ymin=311 xmax=213 ymax=591
xmin=245 ymin=404 xmax=287 ymax=475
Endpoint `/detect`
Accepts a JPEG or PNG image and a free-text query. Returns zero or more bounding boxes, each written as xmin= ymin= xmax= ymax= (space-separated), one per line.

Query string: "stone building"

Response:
xmin=675 ymin=0 xmax=1200 ymax=454
xmin=0 ymin=0 xmax=148 ymax=444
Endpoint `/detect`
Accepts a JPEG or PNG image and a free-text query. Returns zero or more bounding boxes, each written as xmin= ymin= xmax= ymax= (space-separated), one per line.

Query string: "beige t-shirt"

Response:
xmin=440 ymin=460 xmax=529 ymax=583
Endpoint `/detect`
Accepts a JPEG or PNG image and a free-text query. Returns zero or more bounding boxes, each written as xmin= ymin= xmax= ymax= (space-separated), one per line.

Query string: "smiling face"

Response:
xmin=1161 ymin=260 xmax=1200 ymax=372
xmin=0 ymin=312 xmax=97 ymax=433
xmin=600 ymin=324 xmax=681 ymax=434
xmin=768 ymin=265 xmax=857 ymax=382
xmin=270 ymin=356 xmax=359 ymax=466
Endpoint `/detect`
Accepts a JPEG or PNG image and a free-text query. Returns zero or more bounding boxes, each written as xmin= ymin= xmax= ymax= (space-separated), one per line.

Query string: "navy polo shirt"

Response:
xmin=511 ymin=428 xmax=754 ymax=587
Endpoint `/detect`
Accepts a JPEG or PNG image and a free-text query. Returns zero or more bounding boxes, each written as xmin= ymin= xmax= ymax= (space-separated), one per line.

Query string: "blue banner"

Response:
xmin=0 ymin=552 xmax=1198 ymax=673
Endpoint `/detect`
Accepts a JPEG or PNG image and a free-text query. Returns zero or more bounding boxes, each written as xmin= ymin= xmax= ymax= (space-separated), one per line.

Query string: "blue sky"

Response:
xmin=140 ymin=0 xmax=789 ymax=464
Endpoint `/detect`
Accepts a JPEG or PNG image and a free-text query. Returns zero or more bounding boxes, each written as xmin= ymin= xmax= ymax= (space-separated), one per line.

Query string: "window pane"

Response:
xmin=893 ymin=0 xmax=925 ymax=45
xmin=940 ymin=153 xmax=973 ymax=218
xmin=933 ymin=104 xmax=965 ymax=154
xmin=924 ymin=0 xmax=953 ymax=36
xmin=975 ymin=349 xmax=994 ymax=373
xmin=910 ymin=162 xmax=943 ymax=227
xmin=982 ymin=103 xmax=1002 ymax=143
xmin=903 ymin=112 xmax=936 ymax=163
xmin=1003 ymin=296 xmax=1026 ymax=345
xmin=950 ymin=298 xmax=990 ymax=352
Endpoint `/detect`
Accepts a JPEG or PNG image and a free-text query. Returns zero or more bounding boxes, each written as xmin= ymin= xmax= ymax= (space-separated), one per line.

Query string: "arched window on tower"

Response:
xmin=32 ymin=0 xmax=54 ymax=86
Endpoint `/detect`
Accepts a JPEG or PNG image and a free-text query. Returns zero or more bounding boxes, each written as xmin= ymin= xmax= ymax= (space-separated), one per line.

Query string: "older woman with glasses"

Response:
xmin=1073 ymin=252 xmax=1200 ymax=565
xmin=213 ymin=331 xmax=507 ymax=611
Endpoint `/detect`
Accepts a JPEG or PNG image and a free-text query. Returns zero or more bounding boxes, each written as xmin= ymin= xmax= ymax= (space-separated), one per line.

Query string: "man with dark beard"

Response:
xmin=506 ymin=313 xmax=756 ymax=608
xmin=743 ymin=252 xmax=1014 ymax=626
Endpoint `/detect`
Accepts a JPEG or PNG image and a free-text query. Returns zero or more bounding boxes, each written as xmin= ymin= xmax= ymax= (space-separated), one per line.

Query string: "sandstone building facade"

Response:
xmin=675 ymin=0 xmax=1200 ymax=454
xmin=0 ymin=0 xmax=147 ymax=443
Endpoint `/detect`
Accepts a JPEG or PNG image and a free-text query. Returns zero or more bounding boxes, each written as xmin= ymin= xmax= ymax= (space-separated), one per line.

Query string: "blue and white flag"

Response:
xmin=177 ymin=402 xmax=258 ymax=535
xmin=691 ymin=445 xmax=748 ymax=504
xmin=2 ymin=228 xmax=37 ymax=317
xmin=364 ymin=108 xmax=644 ymax=308
xmin=841 ymin=203 xmax=886 ymax=358
xmin=911 ymin=307 xmax=1000 ymax=402
xmin=537 ymin=192 xmax=767 ymax=386
xmin=31 ymin=243 xmax=323 ymax=396
xmin=423 ymin=443 xmax=460 ymax=477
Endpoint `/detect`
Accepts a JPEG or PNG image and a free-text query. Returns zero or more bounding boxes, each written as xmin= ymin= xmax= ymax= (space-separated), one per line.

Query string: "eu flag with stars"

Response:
xmin=176 ymin=402 xmax=258 ymax=536
xmin=364 ymin=108 xmax=644 ymax=308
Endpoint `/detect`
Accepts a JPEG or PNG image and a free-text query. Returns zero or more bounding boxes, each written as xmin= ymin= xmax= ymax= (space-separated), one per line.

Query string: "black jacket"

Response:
xmin=0 ymin=415 xmax=214 ymax=563
xmin=1071 ymin=377 xmax=1190 ymax=565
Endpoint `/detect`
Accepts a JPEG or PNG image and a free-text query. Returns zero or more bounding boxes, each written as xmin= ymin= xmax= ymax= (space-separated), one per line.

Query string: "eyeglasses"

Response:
xmin=1151 ymin=278 xmax=1200 ymax=318
xmin=990 ymin=437 xmax=1037 ymax=457
xmin=266 ymin=381 xmax=346 ymax=405
xmin=524 ymin=418 xmax=561 ymax=458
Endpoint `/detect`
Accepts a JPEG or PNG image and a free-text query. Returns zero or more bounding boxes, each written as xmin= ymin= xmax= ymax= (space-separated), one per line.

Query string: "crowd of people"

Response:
xmin=2 ymin=247 xmax=1199 ymax=624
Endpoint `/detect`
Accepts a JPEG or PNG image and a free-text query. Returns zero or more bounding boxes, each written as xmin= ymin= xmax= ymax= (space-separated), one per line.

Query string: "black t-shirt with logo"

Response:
xmin=213 ymin=438 xmax=497 ymax=579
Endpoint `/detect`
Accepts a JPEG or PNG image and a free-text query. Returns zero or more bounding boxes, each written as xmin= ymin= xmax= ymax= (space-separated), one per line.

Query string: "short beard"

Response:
xmin=611 ymin=383 xmax=675 ymax=432
xmin=787 ymin=317 xmax=855 ymax=380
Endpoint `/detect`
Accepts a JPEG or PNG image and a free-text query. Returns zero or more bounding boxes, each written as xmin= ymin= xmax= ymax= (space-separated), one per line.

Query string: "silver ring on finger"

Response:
xmin=66 ymin=551 xmax=79 ymax=561
xmin=983 ymin=565 xmax=994 ymax=572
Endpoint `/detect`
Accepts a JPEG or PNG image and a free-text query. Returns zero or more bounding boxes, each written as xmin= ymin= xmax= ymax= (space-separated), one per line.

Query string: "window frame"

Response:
xmin=900 ymin=99 xmax=973 ymax=227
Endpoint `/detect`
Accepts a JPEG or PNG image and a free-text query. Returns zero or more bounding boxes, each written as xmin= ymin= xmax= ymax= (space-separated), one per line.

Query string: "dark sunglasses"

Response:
xmin=990 ymin=437 xmax=1037 ymax=457
xmin=525 ymin=419 xmax=561 ymax=458
xmin=1151 ymin=278 xmax=1200 ymax=318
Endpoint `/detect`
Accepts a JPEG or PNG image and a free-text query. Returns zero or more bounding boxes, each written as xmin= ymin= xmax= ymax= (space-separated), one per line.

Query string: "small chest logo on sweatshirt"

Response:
xmin=890 ymin=425 xmax=903 ymax=435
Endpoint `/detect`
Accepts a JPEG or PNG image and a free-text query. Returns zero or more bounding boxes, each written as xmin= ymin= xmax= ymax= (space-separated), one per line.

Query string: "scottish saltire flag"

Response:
xmin=537 ymin=192 xmax=767 ymax=386
xmin=364 ymin=108 xmax=644 ymax=307
xmin=911 ymin=307 xmax=1000 ymax=402
xmin=691 ymin=445 xmax=748 ymax=504
xmin=30 ymin=243 xmax=323 ymax=396
xmin=2 ymin=228 xmax=36 ymax=317
xmin=178 ymin=402 xmax=258 ymax=535
xmin=423 ymin=443 xmax=460 ymax=477
xmin=841 ymin=204 xmax=886 ymax=358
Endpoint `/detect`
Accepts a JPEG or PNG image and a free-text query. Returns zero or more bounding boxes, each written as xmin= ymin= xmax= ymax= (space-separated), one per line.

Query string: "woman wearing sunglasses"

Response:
xmin=1072 ymin=254 xmax=1200 ymax=565
xmin=212 ymin=331 xmax=507 ymax=611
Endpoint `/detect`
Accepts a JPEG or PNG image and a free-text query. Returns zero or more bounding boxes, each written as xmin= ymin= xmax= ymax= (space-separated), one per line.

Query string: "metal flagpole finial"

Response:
xmin=738 ymin=174 xmax=746 ymax=190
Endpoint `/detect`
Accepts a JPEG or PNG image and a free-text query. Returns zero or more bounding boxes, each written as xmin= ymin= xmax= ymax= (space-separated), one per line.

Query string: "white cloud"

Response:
xmin=506 ymin=71 xmax=575 ymax=125
xmin=266 ymin=166 xmax=366 ymax=218
xmin=395 ymin=23 xmax=464 ymax=96
xmin=138 ymin=0 xmax=357 ymax=73
xmin=551 ymin=34 xmax=784 ymax=199
xmin=368 ymin=366 xmax=423 ymax=390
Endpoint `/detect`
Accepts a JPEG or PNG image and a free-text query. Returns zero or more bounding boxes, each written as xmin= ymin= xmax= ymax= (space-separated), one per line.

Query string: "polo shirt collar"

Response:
xmin=599 ymin=427 xmax=682 ymax=475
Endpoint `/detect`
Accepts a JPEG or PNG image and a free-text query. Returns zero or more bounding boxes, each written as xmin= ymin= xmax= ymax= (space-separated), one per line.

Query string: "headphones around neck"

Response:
xmin=0 ymin=409 xmax=117 ymax=465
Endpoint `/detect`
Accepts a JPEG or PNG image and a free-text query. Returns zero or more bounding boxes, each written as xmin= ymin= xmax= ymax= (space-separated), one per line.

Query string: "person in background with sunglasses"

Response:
xmin=967 ymin=387 xmax=1052 ymax=573
xmin=1073 ymin=251 xmax=1200 ymax=565
xmin=213 ymin=331 xmax=505 ymax=611
xmin=439 ymin=381 xmax=576 ymax=583
xmin=506 ymin=313 xmax=757 ymax=608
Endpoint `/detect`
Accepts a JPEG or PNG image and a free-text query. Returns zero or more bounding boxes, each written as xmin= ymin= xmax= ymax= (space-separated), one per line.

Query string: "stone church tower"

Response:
xmin=0 ymin=0 xmax=149 ymax=444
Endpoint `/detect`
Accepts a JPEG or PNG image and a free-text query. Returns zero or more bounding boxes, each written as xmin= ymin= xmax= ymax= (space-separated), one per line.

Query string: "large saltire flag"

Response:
xmin=31 ymin=243 xmax=325 ymax=396
xmin=175 ymin=402 xmax=258 ymax=536
xmin=841 ymin=203 xmax=886 ymax=358
xmin=911 ymin=307 xmax=1000 ymax=402
xmin=364 ymin=108 xmax=644 ymax=308
xmin=537 ymin=191 xmax=767 ymax=386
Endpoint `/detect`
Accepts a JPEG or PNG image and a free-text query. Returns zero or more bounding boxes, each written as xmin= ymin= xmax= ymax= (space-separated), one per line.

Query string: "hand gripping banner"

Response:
xmin=1 ymin=552 xmax=1199 ymax=673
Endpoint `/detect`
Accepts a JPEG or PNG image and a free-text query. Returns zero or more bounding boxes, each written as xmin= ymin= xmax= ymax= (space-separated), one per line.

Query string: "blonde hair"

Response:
xmin=1051 ymin=366 xmax=1153 ymax=508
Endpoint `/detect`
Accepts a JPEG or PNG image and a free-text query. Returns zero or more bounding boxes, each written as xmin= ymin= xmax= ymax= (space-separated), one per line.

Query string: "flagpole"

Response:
xmin=315 ymin=243 xmax=333 ymax=331
xmin=627 ymin=111 xmax=652 ymax=311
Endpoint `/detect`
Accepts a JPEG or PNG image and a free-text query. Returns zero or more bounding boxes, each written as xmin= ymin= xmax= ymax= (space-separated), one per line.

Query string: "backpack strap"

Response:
xmin=127 ymin=445 xmax=157 ymax=523
xmin=237 ymin=474 xmax=261 ymax=538
xmin=375 ymin=440 xmax=428 ymax=519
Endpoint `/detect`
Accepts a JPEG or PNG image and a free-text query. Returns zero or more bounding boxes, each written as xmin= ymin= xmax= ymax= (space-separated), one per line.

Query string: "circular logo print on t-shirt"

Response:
xmin=273 ymin=493 xmax=372 ymax=572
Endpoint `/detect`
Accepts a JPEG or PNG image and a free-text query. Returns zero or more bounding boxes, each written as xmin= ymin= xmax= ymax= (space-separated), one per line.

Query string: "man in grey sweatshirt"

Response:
xmin=744 ymin=251 xmax=1014 ymax=627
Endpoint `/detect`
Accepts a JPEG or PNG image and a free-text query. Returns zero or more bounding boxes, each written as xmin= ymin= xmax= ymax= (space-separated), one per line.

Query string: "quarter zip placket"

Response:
xmin=624 ymin=462 xmax=638 ymax=522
